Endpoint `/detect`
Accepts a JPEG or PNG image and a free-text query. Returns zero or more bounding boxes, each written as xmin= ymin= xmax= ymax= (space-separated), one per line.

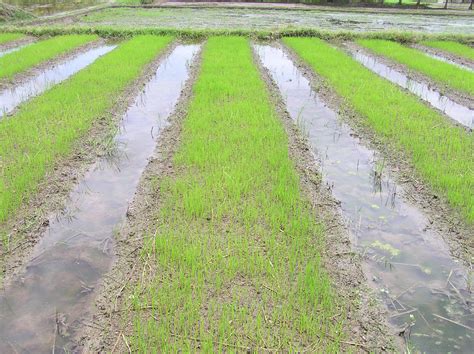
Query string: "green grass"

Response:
xmin=357 ymin=39 xmax=474 ymax=96
xmin=0 ymin=35 xmax=172 ymax=223
xmin=284 ymin=37 xmax=474 ymax=223
xmin=131 ymin=37 xmax=343 ymax=351
xmin=422 ymin=40 xmax=474 ymax=61
xmin=0 ymin=34 xmax=97 ymax=81
xmin=0 ymin=32 xmax=22 ymax=45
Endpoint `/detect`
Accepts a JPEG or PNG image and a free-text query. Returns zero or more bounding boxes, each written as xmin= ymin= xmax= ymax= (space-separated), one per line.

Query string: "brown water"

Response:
xmin=3 ymin=0 xmax=106 ymax=16
xmin=255 ymin=44 xmax=473 ymax=353
xmin=348 ymin=48 xmax=474 ymax=129
xmin=0 ymin=44 xmax=116 ymax=117
xmin=0 ymin=44 xmax=200 ymax=353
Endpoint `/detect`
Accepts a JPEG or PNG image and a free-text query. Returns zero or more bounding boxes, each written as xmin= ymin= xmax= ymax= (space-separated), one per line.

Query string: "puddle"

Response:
xmin=348 ymin=49 xmax=473 ymax=129
xmin=255 ymin=44 xmax=473 ymax=353
xmin=0 ymin=44 xmax=200 ymax=353
xmin=0 ymin=44 xmax=116 ymax=117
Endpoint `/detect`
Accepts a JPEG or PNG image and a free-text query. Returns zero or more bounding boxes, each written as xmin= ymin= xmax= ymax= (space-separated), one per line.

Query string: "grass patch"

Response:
xmin=131 ymin=37 xmax=343 ymax=351
xmin=0 ymin=34 xmax=97 ymax=81
xmin=357 ymin=39 xmax=474 ymax=96
xmin=284 ymin=37 xmax=474 ymax=223
xmin=0 ymin=32 xmax=23 ymax=45
xmin=422 ymin=40 xmax=474 ymax=61
xmin=0 ymin=35 xmax=172 ymax=223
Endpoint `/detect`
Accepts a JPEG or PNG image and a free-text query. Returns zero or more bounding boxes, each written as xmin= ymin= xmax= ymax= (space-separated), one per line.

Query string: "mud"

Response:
xmin=345 ymin=42 xmax=474 ymax=113
xmin=74 ymin=6 xmax=474 ymax=33
xmin=76 ymin=43 xmax=204 ymax=353
xmin=256 ymin=43 xmax=473 ymax=353
xmin=0 ymin=43 xmax=199 ymax=353
xmin=0 ymin=44 xmax=115 ymax=116
xmin=413 ymin=43 xmax=474 ymax=71
xmin=344 ymin=44 xmax=473 ymax=129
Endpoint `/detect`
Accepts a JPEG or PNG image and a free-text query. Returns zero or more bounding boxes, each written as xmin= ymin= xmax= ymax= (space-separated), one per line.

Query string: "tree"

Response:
xmin=444 ymin=0 xmax=448 ymax=9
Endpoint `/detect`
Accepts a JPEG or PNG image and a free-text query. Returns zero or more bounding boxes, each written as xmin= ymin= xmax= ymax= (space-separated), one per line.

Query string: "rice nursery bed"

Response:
xmin=0 ymin=30 xmax=472 ymax=353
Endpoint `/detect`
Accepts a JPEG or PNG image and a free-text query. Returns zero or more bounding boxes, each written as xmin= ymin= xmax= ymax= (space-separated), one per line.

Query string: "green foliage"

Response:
xmin=0 ymin=32 xmax=23 ymax=45
xmin=0 ymin=35 xmax=173 ymax=223
xmin=422 ymin=40 xmax=474 ymax=61
xmin=357 ymin=39 xmax=474 ymax=96
xmin=0 ymin=34 xmax=97 ymax=80
xmin=284 ymin=37 xmax=474 ymax=223
xmin=132 ymin=37 xmax=343 ymax=351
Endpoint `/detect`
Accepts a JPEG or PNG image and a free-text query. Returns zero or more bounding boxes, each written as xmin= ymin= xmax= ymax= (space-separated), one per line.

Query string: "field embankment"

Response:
xmin=284 ymin=37 xmax=474 ymax=224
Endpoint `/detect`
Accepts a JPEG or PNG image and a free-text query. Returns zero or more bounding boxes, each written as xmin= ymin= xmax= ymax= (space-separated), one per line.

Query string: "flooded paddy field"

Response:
xmin=73 ymin=7 xmax=474 ymax=33
xmin=3 ymin=0 xmax=107 ymax=16
xmin=0 ymin=29 xmax=472 ymax=353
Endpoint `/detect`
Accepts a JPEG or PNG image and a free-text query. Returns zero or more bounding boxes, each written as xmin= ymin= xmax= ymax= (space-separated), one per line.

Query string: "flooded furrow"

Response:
xmin=255 ymin=44 xmax=473 ymax=353
xmin=0 ymin=43 xmax=30 ymax=58
xmin=348 ymin=48 xmax=473 ymax=129
xmin=421 ymin=50 xmax=474 ymax=73
xmin=0 ymin=44 xmax=200 ymax=353
xmin=0 ymin=44 xmax=116 ymax=117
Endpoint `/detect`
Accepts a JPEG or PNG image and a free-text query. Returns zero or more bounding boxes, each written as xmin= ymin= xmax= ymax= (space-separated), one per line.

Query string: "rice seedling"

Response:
xmin=356 ymin=39 xmax=474 ymax=96
xmin=421 ymin=40 xmax=474 ymax=61
xmin=0 ymin=32 xmax=23 ymax=45
xmin=0 ymin=35 xmax=173 ymax=223
xmin=131 ymin=36 xmax=343 ymax=351
xmin=284 ymin=37 xmax=474 ymax=223
xmin=0 ymin=34 xmax=97 ymax=81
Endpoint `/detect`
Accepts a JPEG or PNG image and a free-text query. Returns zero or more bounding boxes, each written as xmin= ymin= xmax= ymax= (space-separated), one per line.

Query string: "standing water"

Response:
xmin=0 ymin=44 xmax=200 ymax=353
xmin=349 ymin=49 xmax=474 ymax=129
xmin=0 ymin=44 xmax=116 ymax=117
xmin=255 ymin=44 xmax=473 ymax=353
xmin=0 ymin=43 xmax=30 ymax=58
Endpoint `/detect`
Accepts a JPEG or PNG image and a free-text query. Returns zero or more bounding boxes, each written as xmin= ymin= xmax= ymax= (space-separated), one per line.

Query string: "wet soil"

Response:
xmin=0 ymin=43 xmax=199 ymax=353
xmin=0 ymin=42 xmax=177 ymax=289
xmin=1 ymin=44 xmax=115 ymax=116
xmin=0 ymin=38 xmax=106 ymax=91
xmin=412 ymin=43 xmax=474 ymax=71
xmin=345 ymin=42 xmax=474 ymax=111
xmin=78 ymin=42 xmax=396 ymax=352
xmin=277 ymin=41 xmax=473 ymax=352
xmin=342 ymin=43 xmax=473 ymax=129
xmin=0 ymin=35 xmax=35 ymax=54
xmin=76 ymin=43 xmax=204 ymax=353
xmin=253 ymin=44 xmax=398 ymax=352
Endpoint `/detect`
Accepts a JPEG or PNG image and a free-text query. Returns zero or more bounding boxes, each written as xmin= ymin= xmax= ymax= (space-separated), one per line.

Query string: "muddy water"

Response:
xmin=0 ymin=45 xmax=115 ymax=117
xmin=348 ymin=49 xmax=474 ymax=129
xmin=255 ymin=44 xmax=473 ymax=353
xmin=0 ymin=44 xmax=200 ymax=353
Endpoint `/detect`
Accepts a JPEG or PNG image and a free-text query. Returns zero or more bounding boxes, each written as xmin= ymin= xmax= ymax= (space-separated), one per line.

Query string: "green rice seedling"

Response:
xmin=0 ymin=33 xmax=23 ymax=45
xmin=284 ymin=37 xmax=474 ymax=223
xmin=0 ymin=35 xmax=173 ymax=223
xmin=131 ymin=37 xmax=344 ymax=351
xmin=0 ymin=34 xmax=97 ymax=80
xmin=357 ymin=39 xmax=474 ymax=96
xmin=421 ymin=40 xmax=474 ymax=62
